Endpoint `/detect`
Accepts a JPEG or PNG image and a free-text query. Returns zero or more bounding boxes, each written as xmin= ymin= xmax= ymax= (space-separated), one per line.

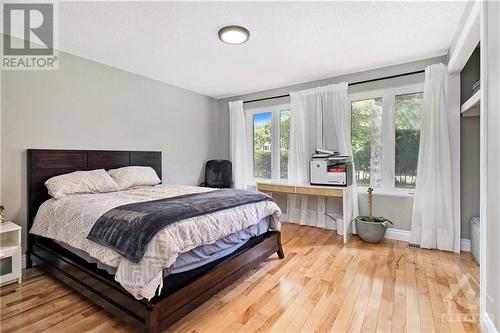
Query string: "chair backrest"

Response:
xmin=204 ymin=160 xmax=232 ymax=188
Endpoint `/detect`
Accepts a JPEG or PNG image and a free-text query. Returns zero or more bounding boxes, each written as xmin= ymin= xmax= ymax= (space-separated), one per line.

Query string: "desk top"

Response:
xmin=256 ymin=179 xmax=351 ymax=190
xmin=256 ymin=180 xmax=350 ymax=198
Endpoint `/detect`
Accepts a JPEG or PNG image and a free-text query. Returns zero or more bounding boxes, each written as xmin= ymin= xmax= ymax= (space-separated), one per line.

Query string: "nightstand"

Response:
xmin=0 ymin=222 xmax=22 ymax=286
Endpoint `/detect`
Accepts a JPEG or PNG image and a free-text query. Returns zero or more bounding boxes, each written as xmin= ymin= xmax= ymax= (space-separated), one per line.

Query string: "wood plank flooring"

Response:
xmin=0 ymin=223 xmax=480 ymax=332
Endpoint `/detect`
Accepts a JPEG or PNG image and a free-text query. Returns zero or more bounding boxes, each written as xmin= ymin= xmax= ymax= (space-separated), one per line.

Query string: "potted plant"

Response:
xmin=354 ymin=188 xmax=393 ymax=243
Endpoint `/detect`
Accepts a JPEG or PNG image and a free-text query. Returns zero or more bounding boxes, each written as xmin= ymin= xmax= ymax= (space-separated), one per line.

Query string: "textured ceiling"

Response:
xmin=51 ymin=1 xmax=468 ymax=98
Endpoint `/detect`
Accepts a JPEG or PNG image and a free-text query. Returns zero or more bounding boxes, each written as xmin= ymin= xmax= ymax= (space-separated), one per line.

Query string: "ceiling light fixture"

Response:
xmin=218 ymin=25 xmax=250 ymax=45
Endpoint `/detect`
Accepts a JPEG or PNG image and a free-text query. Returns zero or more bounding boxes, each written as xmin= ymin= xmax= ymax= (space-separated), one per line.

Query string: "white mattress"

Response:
xmin=30 ymin=185 xmax=281 ymax=300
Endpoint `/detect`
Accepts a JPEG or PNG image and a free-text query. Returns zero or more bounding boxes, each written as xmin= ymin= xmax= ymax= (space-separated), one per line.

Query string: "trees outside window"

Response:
xmin=395 ymin=93 xmax=423 ymax=188
xmin=248 ymin=106 xmax=290 ymax=182
xmin=253 ymin=112 xmax=272 ymax=179
xmin=351 ymin=98 xmax=383 ymax=187
xmin=350 ymin=85 xmax=423 ymax=192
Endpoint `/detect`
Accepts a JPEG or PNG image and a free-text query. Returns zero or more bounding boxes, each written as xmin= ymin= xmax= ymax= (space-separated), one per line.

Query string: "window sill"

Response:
xmin=357 ymin=187 xmax=415 ymax=198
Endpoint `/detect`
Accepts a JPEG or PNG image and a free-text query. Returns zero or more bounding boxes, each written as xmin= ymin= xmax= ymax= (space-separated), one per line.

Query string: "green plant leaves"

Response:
xmin=353 ymin=216 xmax=394 ymax=228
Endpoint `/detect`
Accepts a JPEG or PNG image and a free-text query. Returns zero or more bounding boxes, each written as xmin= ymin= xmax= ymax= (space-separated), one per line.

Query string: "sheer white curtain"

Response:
xmin=410 ymin=63 xmax=454 ymax=251
xmin=288 ymin=88 xmax=320 ymax=182
xmin=229 ymin=100 xmax=249 ymax=189
xmin=288 ymin=88 xmax=326 ymax=227
xmin=321 ymin=83 xmax=359 ymax=221
xmin=287 ymin=83 xmax=358 ymax=228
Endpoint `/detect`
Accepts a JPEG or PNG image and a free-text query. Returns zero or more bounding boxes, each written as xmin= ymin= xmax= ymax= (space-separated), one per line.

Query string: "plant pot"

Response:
xmin=355 ymin=219 xmax=387 ymax=244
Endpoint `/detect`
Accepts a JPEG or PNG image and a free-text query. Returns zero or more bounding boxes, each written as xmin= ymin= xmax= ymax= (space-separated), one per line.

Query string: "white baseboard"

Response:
xmin=384 ymin=228 xmax=411 ymax=242
xmin=383 ymin=229 xmax=472 ymax=253
xmin=461 ymin=238 xmax=471 ymax=252
xmin=482 ymin=311 xmax=498 ymax=333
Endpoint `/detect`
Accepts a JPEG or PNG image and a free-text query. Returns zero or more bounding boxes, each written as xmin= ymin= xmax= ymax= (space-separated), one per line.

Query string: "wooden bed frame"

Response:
xmin=27 ymin=149 xmax=284 ymax=333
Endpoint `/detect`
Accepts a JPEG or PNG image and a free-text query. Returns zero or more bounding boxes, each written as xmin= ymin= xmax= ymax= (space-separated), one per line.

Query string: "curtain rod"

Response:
xmin=242 ymin=69 xmax=425 ymax=104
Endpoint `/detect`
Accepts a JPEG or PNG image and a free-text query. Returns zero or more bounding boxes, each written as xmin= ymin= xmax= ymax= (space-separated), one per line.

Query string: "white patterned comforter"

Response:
xmin=30 ymin=185 xmax=281 ymax=300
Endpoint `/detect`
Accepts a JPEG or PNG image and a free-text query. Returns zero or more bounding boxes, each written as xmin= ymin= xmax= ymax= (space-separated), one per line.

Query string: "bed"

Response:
xmin=27 ymin=149 xmax=284 ymax=333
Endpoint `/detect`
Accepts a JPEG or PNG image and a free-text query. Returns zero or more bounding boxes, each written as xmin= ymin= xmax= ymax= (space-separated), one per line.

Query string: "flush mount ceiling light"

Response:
xmin=218 ymin=25 xmax=250 ymax=45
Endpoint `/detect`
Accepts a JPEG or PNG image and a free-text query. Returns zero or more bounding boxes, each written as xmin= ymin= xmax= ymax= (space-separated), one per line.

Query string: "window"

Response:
xmin=395 ymin=93 xmax=423 ymax=188
xmin=351 ymin=98 xmax=383 ymax=187
xmin=253 ymin=112 xmax=272 ymax=180
xmin=350 ymin=85 xmax=423 ymax=192
xmin=247 ymin=105 xmax=290 ymax=182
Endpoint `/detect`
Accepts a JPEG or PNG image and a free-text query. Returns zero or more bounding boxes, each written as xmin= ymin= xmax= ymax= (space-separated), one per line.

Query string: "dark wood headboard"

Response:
xmin=27 ymin=149 xmax=162 ymax=231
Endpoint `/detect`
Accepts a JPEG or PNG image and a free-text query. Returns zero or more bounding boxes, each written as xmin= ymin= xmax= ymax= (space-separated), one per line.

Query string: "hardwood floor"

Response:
xmin=1 ymin=223 xmax=480 ymax=333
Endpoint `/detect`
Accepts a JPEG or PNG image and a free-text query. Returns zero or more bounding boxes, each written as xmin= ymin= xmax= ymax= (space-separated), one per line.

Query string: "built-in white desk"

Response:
xmin=256 ymin=180 xmax=354 ymax=243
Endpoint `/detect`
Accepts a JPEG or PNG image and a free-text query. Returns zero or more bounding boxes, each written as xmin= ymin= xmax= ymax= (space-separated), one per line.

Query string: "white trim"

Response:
xmin=479 ymin=0 xmax=488 ymax=326
xmin=21 ymin=254 xmax=26 ymax=269
xmin=460 ymin=239 xmax=471 ymax=252
xmin=482 ymin=311 xmax=498 ymax=333
xmin=357 ymin=186 xmax=414 ymax=198
xmin=447 ymin=72 xmax=462 ymax=254
xmin=348 ymin=83 xmax=424 ymax=102
xmin=448 ymin=1 xmax=481 ymax=74
xmin=384 ymin=228 xmax=411 ymax=242
xmin=382 ymin=229 xmax=472 ymax=253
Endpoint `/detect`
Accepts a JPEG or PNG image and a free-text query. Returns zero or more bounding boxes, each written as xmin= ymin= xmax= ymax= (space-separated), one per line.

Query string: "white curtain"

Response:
xmin=321 ymin=83 xmax=359 ymax=221
xmin=288 ymin=88 xmax=319 ymax=182
xmin=410 ymin=63 xmax=454 ymax=251
xmin=229 ymin=100 xmax=249 ymax=189
xmin=287 ymin=83 xmax=358 ymax=228
xmin=288 ymin=87 xmax=325 ymax=227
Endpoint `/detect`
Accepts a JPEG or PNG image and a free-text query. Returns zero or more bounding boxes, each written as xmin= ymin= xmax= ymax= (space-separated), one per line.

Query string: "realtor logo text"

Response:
xmin=2 ymin=3 xmax=59 ymax=70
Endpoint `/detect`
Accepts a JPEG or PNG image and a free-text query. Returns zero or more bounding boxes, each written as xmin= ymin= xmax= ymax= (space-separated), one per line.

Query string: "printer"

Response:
xmin=310 ymin=149 xmax=353 ymax=186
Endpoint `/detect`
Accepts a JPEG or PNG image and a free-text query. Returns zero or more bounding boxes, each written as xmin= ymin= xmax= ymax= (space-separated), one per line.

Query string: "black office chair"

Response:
xmin=200 ymin=160 xmax=232 ymax=188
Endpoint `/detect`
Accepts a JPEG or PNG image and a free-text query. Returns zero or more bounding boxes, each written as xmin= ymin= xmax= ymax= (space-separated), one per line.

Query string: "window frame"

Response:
xmin=245 ymin=103 xmax=290 ymax=184
xmin=349 ymin=83 xmax=424 ymax=195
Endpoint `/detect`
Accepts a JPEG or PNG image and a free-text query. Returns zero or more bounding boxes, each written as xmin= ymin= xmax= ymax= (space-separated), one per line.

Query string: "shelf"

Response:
xmin=0 ymin=240 xmax=20 ymax=252
xmin=461 ymin=89 xmax=480 ymax=116
xmin=0 ymin=223 xmax=21 ymax=233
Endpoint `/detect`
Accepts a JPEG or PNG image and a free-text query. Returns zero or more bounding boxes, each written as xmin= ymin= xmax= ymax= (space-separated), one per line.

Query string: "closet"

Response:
xmin=460 ymin=44 xmax=480 ymax=262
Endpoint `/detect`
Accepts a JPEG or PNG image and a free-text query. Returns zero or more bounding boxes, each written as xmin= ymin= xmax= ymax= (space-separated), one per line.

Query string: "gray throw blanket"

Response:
xmin=87 ymin=189 xmax=273 ymax=263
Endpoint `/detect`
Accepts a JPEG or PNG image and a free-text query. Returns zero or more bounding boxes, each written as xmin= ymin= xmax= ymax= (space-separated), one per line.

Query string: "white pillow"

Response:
xmin=45 ymin=169 xmax=119 ymax=199
xmin=107 ymin=166 xmax=161 ymax=190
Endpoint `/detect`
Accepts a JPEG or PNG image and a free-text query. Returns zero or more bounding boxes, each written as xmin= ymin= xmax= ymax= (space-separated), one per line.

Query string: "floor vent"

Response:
xmin=407 ymin=243 xmax=435 ymax=251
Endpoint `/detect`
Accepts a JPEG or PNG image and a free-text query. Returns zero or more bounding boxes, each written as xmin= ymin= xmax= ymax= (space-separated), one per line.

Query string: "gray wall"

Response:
xmin=1 ymin=50 xmax=226 ymax=251
xmin=219 ymin=56 xmax=446 ymax=232
xmin=460 ymin=116 xmax=480 ymax=240
xmin=358 ymin=192 xmax=414 ymax=231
